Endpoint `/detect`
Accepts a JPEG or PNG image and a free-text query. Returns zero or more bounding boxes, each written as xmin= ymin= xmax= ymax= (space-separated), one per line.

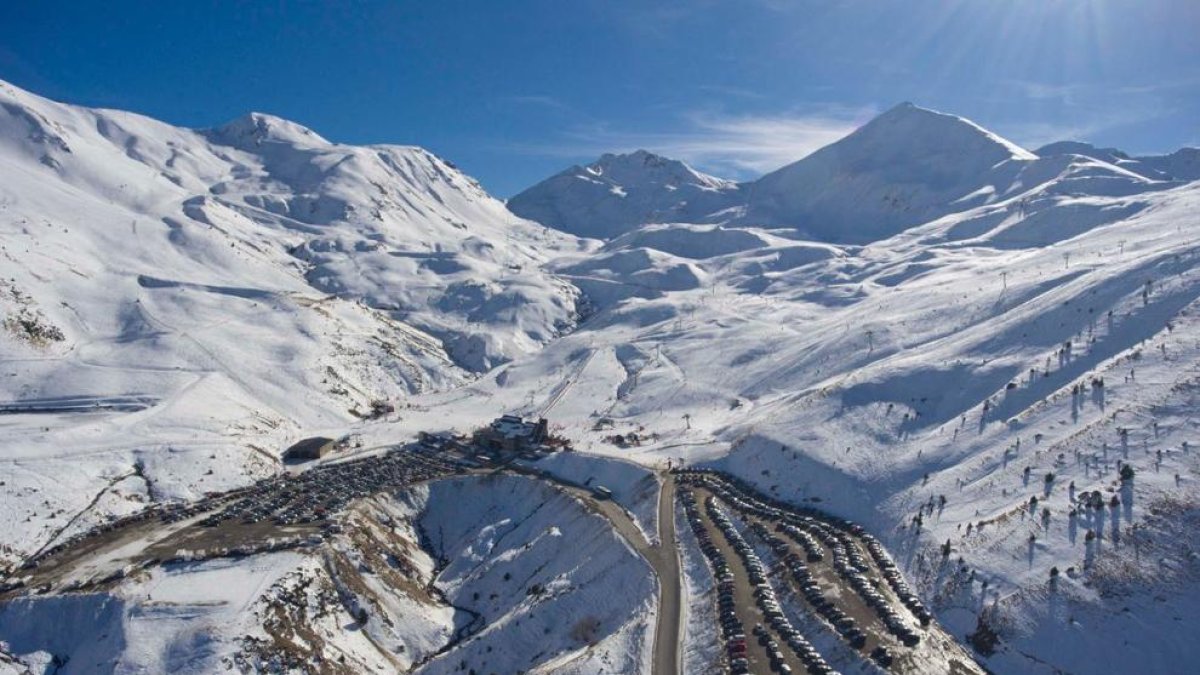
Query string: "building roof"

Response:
xmin=491 ymin=418 xmax=534 ymax=439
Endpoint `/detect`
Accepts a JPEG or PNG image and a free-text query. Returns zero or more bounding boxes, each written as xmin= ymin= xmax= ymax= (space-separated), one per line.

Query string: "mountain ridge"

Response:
xmin=4 ymin=78 xmax=1200 ymax=675
xmin=509 ymin=102 xmax=1197 ymax=244
xmin=0 ymin=77 xmax=582 ymax=503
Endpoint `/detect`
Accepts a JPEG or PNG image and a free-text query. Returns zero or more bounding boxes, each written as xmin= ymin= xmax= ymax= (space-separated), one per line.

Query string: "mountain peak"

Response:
xmin=740 ymin=103 xmax=1038 ymax=242
xmin=583 ymin=149 xmax=732 ymax=191
xmin=507 ymin=149 xmax=739 ymax=239
xmin=205 ymin=111 xmax=328 ymax=149
xmin=862 ymin=102 xmax=1036 ymax=162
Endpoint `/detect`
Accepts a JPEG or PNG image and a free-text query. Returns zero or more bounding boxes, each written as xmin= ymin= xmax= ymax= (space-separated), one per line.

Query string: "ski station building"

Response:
xmin=473 ymin=414 xmax=551 ymax=456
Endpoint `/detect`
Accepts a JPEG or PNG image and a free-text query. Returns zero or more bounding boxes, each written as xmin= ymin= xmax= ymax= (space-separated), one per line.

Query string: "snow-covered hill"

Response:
xmin=375 ymin=124 xmax=1200 ymax=673
xmin=3 ymin=78 xmax=1200 ymax=675
xmin=0 ymin=77 xmax=582 ymax=558
xmin=0 ymin=476 xmax=653 ymax=674
xmin=1037 ymin=140 xmax=1200 ymax=183
xmin=507 ymin=149 xmax=739 ymax=240
xmin=510 ymin=103 xmax=1194 ymax=245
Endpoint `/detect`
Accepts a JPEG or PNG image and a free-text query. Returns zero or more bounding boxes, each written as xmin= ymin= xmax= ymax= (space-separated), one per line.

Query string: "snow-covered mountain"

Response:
xmin=0 ymin=77 xmax=582 ymax=548
xmin=4 ymin=77 xmax=1200 ymax=675
xmin=511 ymin=103 xmax=1194 ymax=244
xmin=740 ymin=102 xmax=1041 ymax=242
xmin=1037 ymin=140 xmax=1200 ymax=183
xmin=506 ymin=149 xmax=739 ymax=240
xmin=456 ymin=106 xmax=1200 ymax=674
xmin=456 ymin=169 xmax=1200 ymax=675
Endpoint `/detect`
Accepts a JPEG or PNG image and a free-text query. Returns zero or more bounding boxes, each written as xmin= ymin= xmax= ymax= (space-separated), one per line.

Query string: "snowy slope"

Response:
xmin=510 ymin=103 xmax=1194 ymax=245
xmin=356 ymin=151 xmax=1200 ymax=674
xmin=0 ymin=552 xmax=307 ymax=674
xmin=0 ymin=78 xmax=582 ymax=560
xmin=413 ymin=476 xmax=655 ymax=675
xmin=4 ymin=78 xmax=1200 ymax=675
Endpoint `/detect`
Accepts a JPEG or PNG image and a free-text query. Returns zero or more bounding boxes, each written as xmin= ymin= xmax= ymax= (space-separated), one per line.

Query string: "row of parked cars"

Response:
xmin=860 ymin=533 xmax=934 ymax=627
xmin=705 ymin=500 xmax=842 ymax=675
xmin=5 ymin=442 xmax=464 ymax=593
xmin=198 ymin=446 xmax=459 ymax=530
xmin=679 ymin=487 xmax=753 ymax=674
xmin=838 ymin=557 xmax=919 ymax=651
xmin=676 ymin=469 xmax=937 ymax=671
xmin=749 ymin=519 xmax=872 ymax=654
xmin=11 ymin=483 xmax=252 ymax=578
xmin=776 ymin=522 xmax=824 ymax=563
xmin=801 ymin=522 xmax=924 ymax=652
xmin=683 ymin=476 xmax=846 ymax=675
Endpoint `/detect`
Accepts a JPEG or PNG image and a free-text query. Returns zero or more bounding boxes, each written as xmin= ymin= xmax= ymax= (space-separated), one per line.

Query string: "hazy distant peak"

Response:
xmin=506 ymin=148 xmax=740 ymax=239
xmin=1036 ymin=140 xmax=1127 ymax=159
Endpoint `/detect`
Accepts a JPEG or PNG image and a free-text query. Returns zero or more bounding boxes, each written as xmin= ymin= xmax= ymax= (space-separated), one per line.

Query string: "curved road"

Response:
xmin=16 ymin=453 xmax=687 ymax=675
xmin=504 ymin=464 xmax=681 ymax=675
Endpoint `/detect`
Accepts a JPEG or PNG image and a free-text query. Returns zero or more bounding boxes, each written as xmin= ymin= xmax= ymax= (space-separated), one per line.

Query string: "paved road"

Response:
xmin=504 ymin=464 xmax=682 ymax=674
xmin=550 ymin=472 xmax=681 ymax=675
xmin=650 ymin=473 xmax=681 ymax=675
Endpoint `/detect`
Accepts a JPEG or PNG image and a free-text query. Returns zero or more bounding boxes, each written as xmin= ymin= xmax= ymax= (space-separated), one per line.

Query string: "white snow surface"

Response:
xmin=509 ymin=103 xmax=1191 ymax=245
xmin=0 ymin=552 xmax=305 ymax=674
xmin=0 ymin=78 xmax=582 ymax=559
xmin=674 ymin=495 xmax=722 ymax=675
xmin=3 ymin=77 xmax=1200 ymax=675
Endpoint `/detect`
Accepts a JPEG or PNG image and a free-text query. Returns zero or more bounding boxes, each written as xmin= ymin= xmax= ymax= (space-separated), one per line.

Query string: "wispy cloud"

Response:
xmin=501 ymin=106 xmax=875 ymax=179
xmin=999 ymin=120 xmax=1112 ymax=151
xmin=599 ymin=0 xmax=805 ymax=38
xmin=694 ymin=84 xmax=768 ymax=101
xmin=984 ymin=74 xmax=1198 ymax=150
xmin=1003 ymin=80 xmax=1091 ymax=106
xmin=1110 ymin=74 xmax=1200 ymax=98
xmin=1004 ymin=74 xmax=1200 ymax=103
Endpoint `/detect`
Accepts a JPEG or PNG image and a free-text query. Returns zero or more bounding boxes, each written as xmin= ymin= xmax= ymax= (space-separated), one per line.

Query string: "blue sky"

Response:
xmin=1 ymin=1 xmax=1197 ymax=196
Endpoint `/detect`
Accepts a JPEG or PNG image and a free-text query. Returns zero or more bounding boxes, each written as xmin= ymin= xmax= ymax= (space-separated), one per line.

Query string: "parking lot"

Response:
xmin=678 ymin=469 xmax=985 ymax=675
xmin=3 ymin=446 xmax=465 ymax=594
xmin=2 ymin=439 xmax=984 ymax=675
xmin=682 ymin=485 xmax=824 ymax=674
